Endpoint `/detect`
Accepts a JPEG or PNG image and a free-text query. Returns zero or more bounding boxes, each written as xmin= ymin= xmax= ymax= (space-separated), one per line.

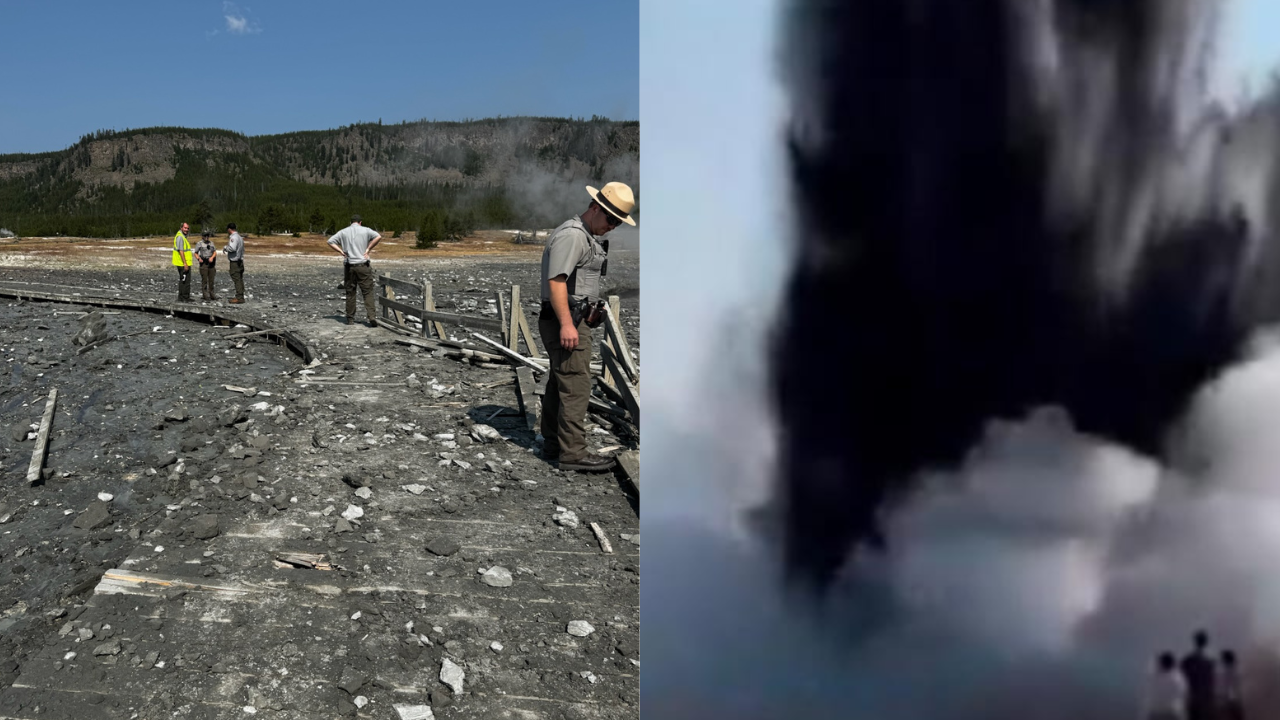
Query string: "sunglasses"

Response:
xmin=603 ymin=212 xmax=622 ymax=228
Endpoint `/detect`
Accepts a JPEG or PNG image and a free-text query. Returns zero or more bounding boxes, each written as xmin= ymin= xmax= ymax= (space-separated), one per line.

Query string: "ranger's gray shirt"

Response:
xmin=194 ymin=239 xmax=216 ymax=261
xmin=328 ymin=224 xmax=379 ymax=265
xmin=540 ymin=216 xmax=606 ymax=304
xmin=223 ymin=232 xmax=244 ymax=261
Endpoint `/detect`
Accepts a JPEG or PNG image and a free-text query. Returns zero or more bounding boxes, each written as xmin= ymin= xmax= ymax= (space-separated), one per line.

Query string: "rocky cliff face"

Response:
xmin=0 ymin=118 xmax=639 ymax=197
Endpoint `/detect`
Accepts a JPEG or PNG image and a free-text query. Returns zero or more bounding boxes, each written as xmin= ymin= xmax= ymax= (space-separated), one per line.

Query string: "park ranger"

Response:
xmin=537 ymin=181 xmax=635 ymax=473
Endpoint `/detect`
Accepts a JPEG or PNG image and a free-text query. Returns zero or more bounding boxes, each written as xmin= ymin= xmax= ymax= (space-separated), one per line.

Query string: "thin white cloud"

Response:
xmin=221 ymin=2 xmax=262 ymax=35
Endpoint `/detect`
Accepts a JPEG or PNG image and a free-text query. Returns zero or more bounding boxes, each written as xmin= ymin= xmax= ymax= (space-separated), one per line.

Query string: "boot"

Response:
xmin=558 ymin=455 xmax=617 ymax=473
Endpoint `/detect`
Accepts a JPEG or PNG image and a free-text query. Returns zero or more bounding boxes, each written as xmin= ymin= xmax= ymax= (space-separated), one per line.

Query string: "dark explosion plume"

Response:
xmin=770 ymin=0 xmax=1280 ymax=591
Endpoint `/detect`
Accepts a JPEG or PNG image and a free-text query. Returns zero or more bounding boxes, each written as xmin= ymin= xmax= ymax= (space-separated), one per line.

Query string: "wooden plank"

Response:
xmin=604 ymin=302 xmax=639 ymax=383
xmin=385 ymin=273 xmax=406 ymax=325
xmin=471 ymin=332 xmax=547 ymax=374
xmin=590 ymin=522 xmax=614 ymax=553
xmin=223 ymin=327 xmax=285 ymax=340
xmin=94 ymin=568 xmax=267 ymax=598
xmin=589 ymin=395 xmax=628 ymax=418
xmin=393 ymin=337 xmax=505 ymax=363
xmin=515 ymin=367 xmax=539 ymax=431
xmin=596 ymin=372 xmax=628 ymax=409
xmin=26 ymin=388 xmax=57 ymax=486
xmin=424 ymin=281 xmax=447 ymax=339
xmin=509 ymin=285 xmax=521 ymax=352
xmin=375 ymin=317 xmax=417 ymax=337
xmin=600 ymin=344 xmax=640 ymax=424
xmin=377 ymin=274 xmax=424 ymax=296
xmin=420 ymin=282 xmax=429 ymax=338
xmin=514 ymin=290 xmax=541 ymax=358
xmin=496 ymin=290 xmax=510 ymax=347
xmin=616 ymin=450 xmax=639 ymax=496
xmin=74 ymin=328 xmax=149 ymax=355
xmin=381 ymin=297 xmax=505 ymax=333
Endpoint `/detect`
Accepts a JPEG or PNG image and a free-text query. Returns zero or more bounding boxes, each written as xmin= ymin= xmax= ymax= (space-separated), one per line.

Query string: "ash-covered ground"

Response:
xmin=0 ymin=242 xmax=639 ymax=719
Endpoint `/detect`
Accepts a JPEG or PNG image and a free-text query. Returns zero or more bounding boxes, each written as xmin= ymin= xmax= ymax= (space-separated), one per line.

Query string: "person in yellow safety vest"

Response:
xmin=172 ymin=222 xmax=194 ymax=302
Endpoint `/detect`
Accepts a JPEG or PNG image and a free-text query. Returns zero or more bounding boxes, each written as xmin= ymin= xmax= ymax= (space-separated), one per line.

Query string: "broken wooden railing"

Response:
xmin=375 ymin=273 xmax=639 ymax=430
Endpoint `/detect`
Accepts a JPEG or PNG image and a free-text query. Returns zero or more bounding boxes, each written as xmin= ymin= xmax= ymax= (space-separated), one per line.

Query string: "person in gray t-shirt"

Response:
xmin=223 ymin=223 xmax=246 ymax=303
xmin=327 ymin=214 xmax=382 ymax=326
xmin=537 ymin=181 xmax=636 ymax=474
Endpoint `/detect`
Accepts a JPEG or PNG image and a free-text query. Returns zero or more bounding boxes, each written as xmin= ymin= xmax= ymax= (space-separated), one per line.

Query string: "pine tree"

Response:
xmin=417 ymin=210 xmax=443 ymax=248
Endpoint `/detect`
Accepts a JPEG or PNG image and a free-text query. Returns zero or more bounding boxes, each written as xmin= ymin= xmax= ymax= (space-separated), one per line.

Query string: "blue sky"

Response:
xmin=0 ymin=0 xmax=638 ymax=154
xmin=1220 ymin=0 xmax=1280 ymax=95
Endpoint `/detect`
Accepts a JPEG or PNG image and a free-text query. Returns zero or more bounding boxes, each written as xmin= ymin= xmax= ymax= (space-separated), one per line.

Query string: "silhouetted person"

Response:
xmin=1219 ymin=650 xmax=1244 ymax=720
xmin=1146 ymin=651 xmax=1188 ymax=720
xmin=1181 ymin=631 xmax=1219 ymax=720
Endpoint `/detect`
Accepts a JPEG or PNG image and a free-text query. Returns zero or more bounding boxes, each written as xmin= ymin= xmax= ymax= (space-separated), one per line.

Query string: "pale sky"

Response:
xmin=1220 ymin=0 xmax=1280 ymax=100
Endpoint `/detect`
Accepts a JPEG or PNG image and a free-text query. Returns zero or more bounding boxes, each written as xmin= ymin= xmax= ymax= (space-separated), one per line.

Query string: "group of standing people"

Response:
xmin=171 ymin=222 xmax=245 ymax=303
xmin=1146 ymin=631 xmax=1245 ymax=720
xmin=165 ymin=179 xmax=636 ymax=477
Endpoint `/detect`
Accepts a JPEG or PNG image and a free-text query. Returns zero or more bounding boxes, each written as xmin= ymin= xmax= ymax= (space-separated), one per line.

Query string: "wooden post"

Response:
xmin=27 ymin=388 xmax=57 ymax=486
xmin=424 ymin=281 xmax=447 ymax=340
xmin=508 ymin=285 xmax=521 ymax=353
xmin=601 ymin=295 xmax=621 ymax=393
xmin=512 ymin=285 xmax=541 ymax=359
xmin=515 ymin=367 xmax=539 ymax=431
xmin=600 ymin=344 xmax=639 ymax=425
xmin=420 ymin=281 xmax=429 ymax=338
xmin=379 ymin=274 xmax=389 ymax=321
xmin=496 ymin=290 xmax=509 ymax=347
xmin=384 ymin=273 xmax=404 ymax=327
xmin=603 ymin=302 xmax=638 ymax=384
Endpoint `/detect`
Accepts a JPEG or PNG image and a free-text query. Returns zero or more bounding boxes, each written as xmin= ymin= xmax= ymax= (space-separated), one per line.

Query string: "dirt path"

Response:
xmin=0 ymin=245 xmax=639 ymax=719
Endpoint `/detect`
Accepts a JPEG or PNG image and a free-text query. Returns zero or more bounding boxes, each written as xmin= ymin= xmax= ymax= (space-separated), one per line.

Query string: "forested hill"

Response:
xmin=0 ymin=116 xmax=639 ymax=239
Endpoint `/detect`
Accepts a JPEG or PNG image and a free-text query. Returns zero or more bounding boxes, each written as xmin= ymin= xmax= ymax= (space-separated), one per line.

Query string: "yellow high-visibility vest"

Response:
xmin=172 ymin=232 xmax=193 ymax=266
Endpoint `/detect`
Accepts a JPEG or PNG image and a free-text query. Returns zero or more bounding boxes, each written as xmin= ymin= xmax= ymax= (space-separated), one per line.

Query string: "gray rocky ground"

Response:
xmin=0 ymin=245 xmax=639 ymax=719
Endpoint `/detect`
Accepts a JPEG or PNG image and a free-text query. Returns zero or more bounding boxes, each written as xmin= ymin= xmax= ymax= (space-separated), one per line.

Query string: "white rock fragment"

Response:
xmin=341 ymin=505 xmax=364 ymax=521
xmin=553 ymin=508 xmax=580 ymax=529
xmin=470 ymin=424 xmax=502 ymax=443
xmin=440 ymin=658 xmax=465 ymax=695
xmin=97 ymin=492 xmax=113 ymax=502
xmin=480 ymin=566 xmax=513 ymax=588
xmin=354 ymin=486 xmax=373 ymax=499
xmin=490 ymin=641 xmax=503 ymax=653
xmin=354 ymin=696 xmax=369 ymax=709
xmin=402 ymin=484 xmax=426 ymax=495
xmin=393 ymin=705 xmax=435 ymax=720
xmin=243 ymin=707 xmax=257 ymax=715
xmin=566 ymin=620 xmax=595 ymax=637
xmin=351 ymin=611 xmax=362 ymax=620
xmin=433 ymin=433 xmax=455 ymax=441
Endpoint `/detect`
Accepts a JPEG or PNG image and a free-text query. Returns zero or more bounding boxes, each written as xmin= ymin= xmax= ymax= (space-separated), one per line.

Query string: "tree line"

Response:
xmin=0 ymin=116 xmax=638 ymax=239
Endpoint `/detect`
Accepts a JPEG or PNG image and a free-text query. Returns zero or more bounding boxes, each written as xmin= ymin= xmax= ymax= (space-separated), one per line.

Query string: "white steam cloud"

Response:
xmin=646 ymin=328 xmax=1280 ymax=718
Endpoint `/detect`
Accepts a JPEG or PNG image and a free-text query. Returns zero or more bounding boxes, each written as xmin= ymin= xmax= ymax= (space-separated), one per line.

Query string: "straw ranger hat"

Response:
xmin=586 ymin=182 xmax=637 ymax=226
